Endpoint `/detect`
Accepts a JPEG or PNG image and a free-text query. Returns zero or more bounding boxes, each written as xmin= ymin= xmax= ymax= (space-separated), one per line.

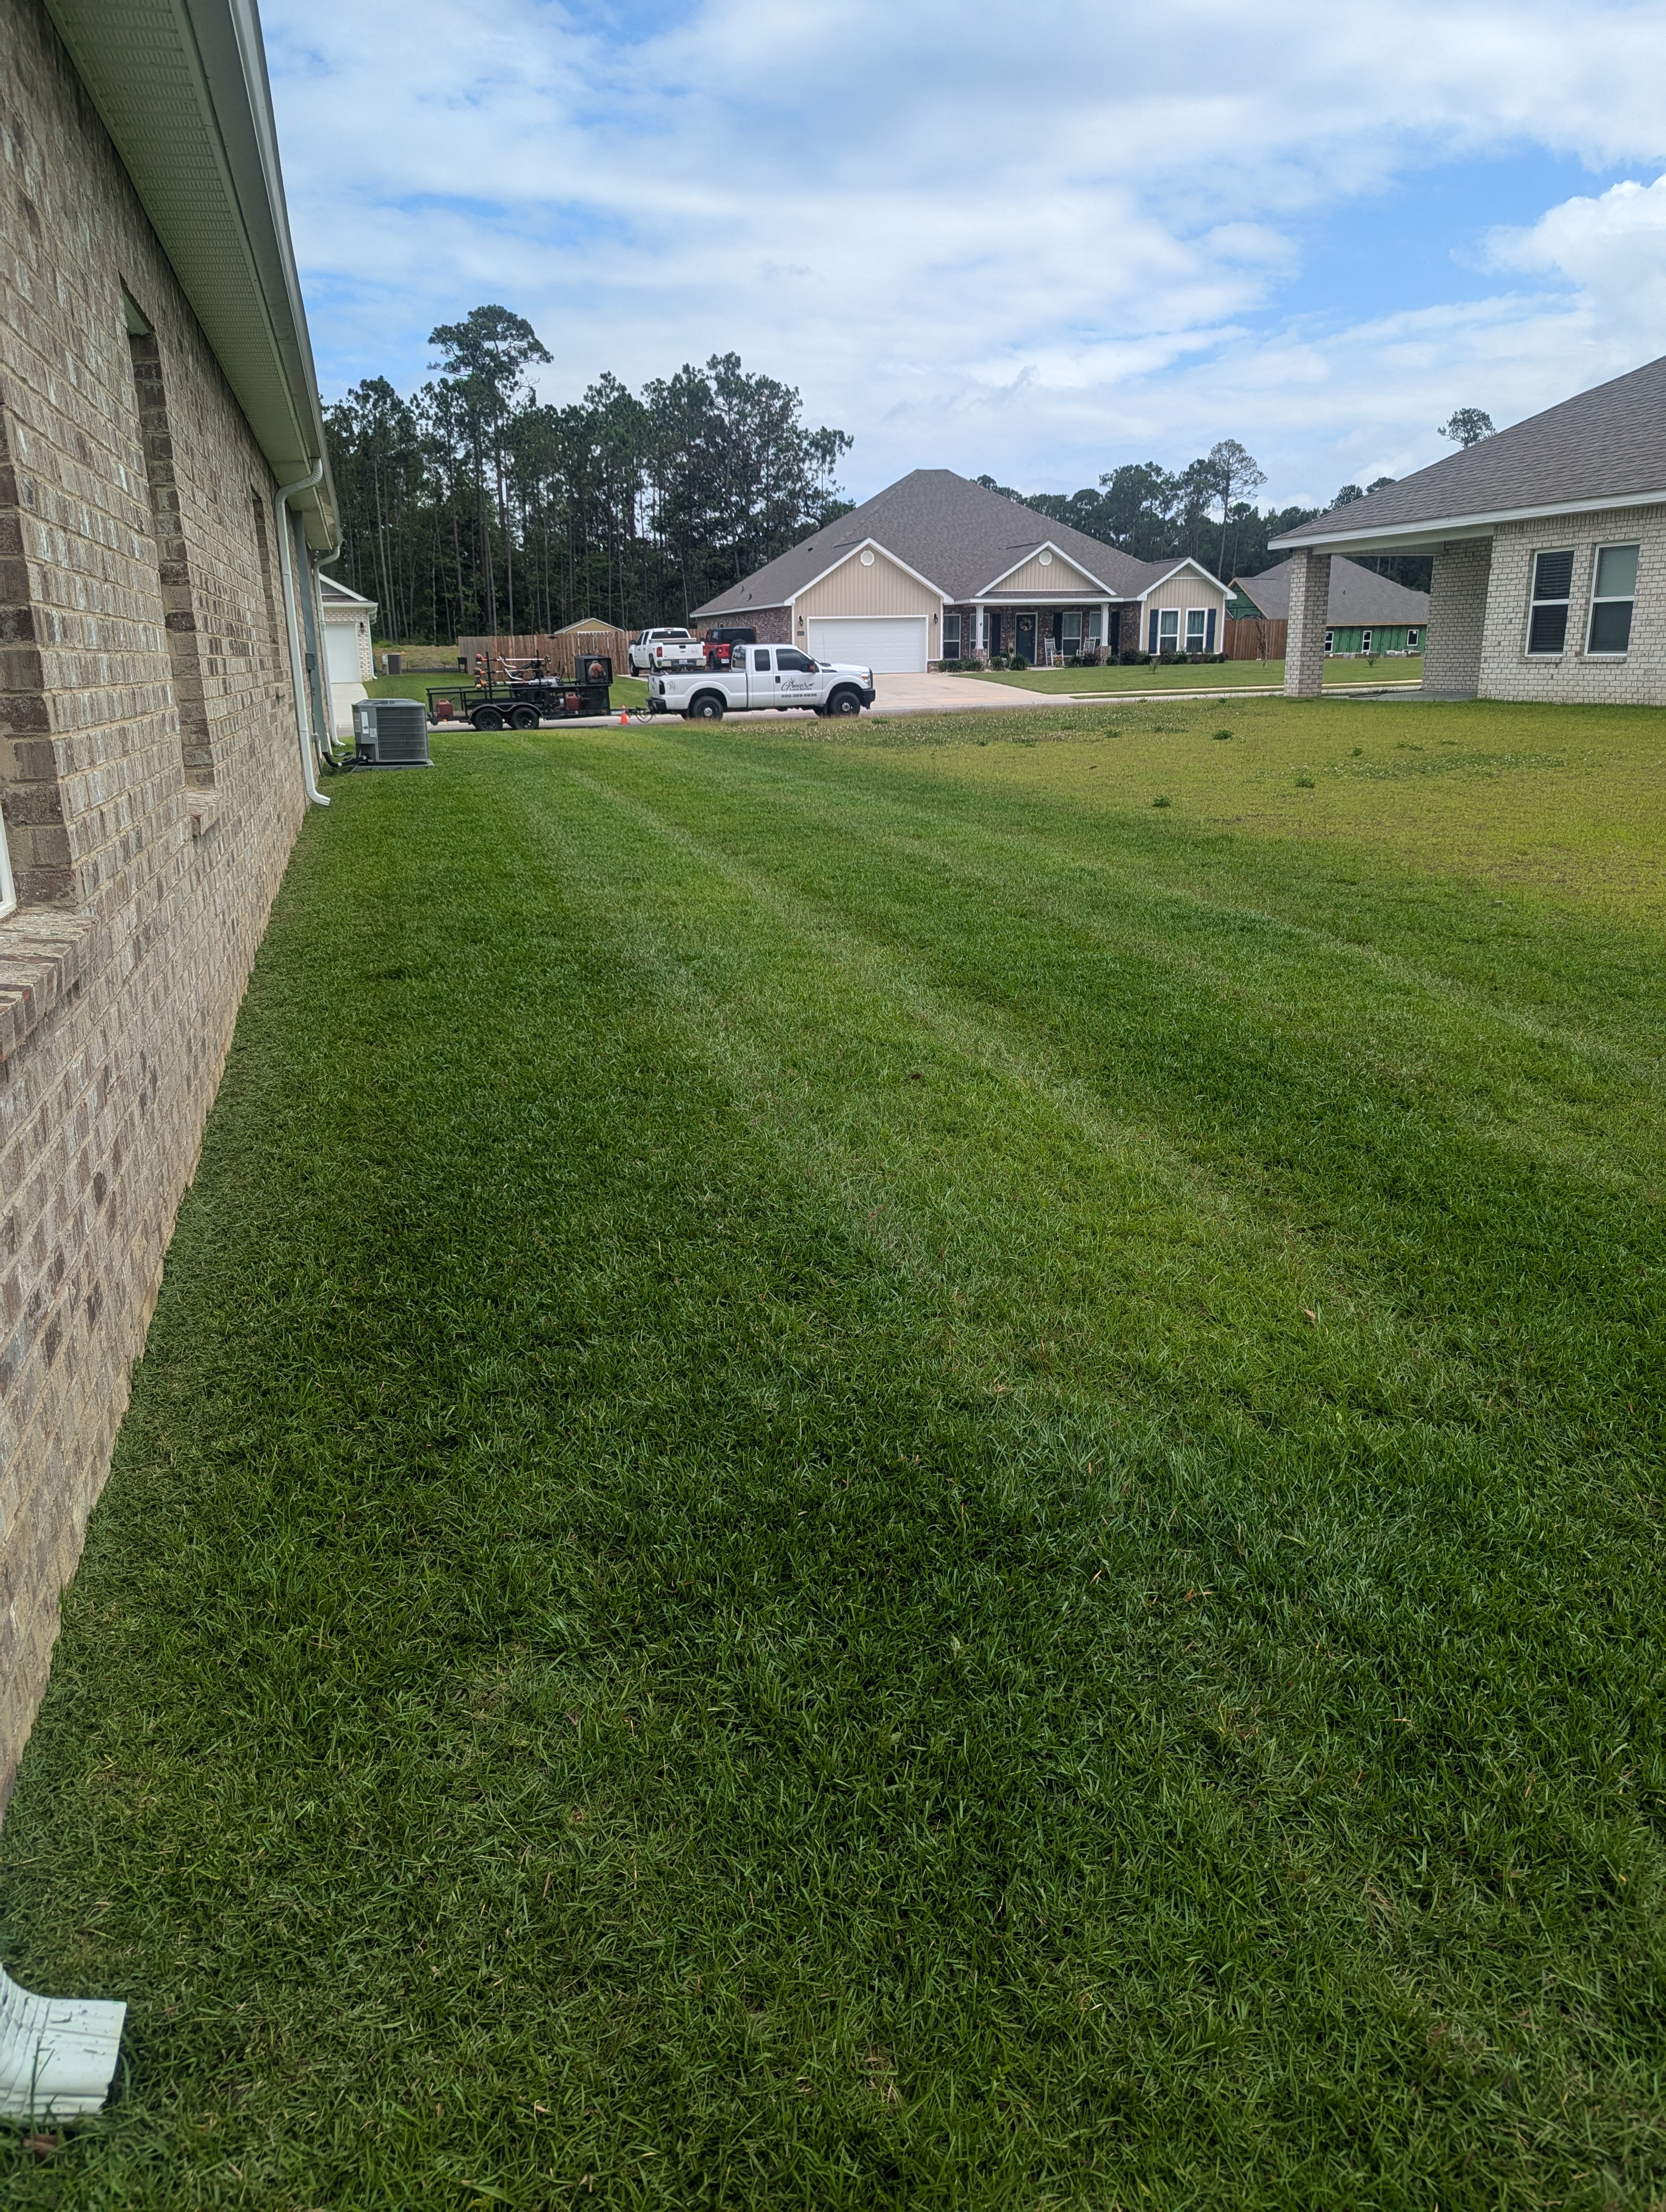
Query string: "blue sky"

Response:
xmin=264 ymin=0 xmax=1666 ymax=510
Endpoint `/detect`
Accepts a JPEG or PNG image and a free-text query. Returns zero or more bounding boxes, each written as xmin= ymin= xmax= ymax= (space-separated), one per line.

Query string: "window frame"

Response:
xmin=1157 ymin=608 xmax=1180 ymax=651
xmin=1586 ymin=541 xmax=1639 ymax=658
xmin=1407 ymin=627 xmax=1419 ymax=651
xmin=941 ymin=612 xmax=961 ymax=656
xmin=1525 ymin=546 xmax=1574 ymax=658
xmin=1323 ymin=629 xmax=1334 ymax=655
xmin=1361 ymin=628 xmax=1373 ymax=654
xmin=1184 ymin=607 xmax=1207 ymax=653
xmin=1061 ymin=608 xmax=1082 ymax=652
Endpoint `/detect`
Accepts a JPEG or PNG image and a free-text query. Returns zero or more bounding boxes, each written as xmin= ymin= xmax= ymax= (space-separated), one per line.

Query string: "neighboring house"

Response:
xmin=1229 ymin=556 xmax=1429 ymax=658
xmin=1270 ymin=355 xmax=1666 ymax=702
xmin=691 ymin=470 xmax=1229 ymax=672
xmin=321 ymin=573 xmax=376 ymax=734
xmin=0 ymin=0 xmax=338 ymax=1805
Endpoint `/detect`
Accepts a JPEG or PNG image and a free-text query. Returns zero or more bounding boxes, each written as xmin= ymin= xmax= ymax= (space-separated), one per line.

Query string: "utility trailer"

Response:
xmin=425 ymin=654 xmax=614 ymax=730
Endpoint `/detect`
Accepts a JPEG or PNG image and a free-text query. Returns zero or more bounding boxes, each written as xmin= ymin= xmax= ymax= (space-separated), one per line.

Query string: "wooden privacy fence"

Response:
xmin=457 ymin=629 xmax=632 ymax=680
xmin=1222 ymin=615 xmax=1287 ymax=660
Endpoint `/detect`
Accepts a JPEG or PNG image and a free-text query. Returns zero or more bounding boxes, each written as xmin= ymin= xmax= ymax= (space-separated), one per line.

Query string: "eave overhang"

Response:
xmin=1269 ymin=486 xmax=1666 ymax=561
xmin=44 ymin=0 xmax=338 ymax=547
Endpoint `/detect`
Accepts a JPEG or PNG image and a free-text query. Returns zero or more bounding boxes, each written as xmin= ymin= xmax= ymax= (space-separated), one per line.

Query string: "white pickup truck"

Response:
xmin=648 ymin=644 xmax=876 ymax=721
xmin=627 ymin=627 xmax=703 ymax=676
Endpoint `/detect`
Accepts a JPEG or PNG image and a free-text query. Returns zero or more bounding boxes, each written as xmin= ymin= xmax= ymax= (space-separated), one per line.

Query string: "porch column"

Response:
xmin=1284 ymin=550 xmax=1330 ymax=698
xmin=1100 ymin=601 xmax=1111 ymax=658
xmin=975 ymin=603 xmax=985 ymax=652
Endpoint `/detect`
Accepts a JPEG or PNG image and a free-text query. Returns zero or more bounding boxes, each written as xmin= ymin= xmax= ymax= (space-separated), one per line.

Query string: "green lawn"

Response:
xmin=969 ymin=657 xmax=1423 ymax=693
xmin=367 ymin=670 xmax=650 ymax=712
xmin=3 ymin=697 xmax=1665 ymax=2207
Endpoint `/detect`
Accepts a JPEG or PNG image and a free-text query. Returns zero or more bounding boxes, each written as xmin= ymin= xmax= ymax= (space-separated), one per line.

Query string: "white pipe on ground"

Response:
xmin=274 ymin=460 xmax=329 ymax=807
xmin=0 ymin=1964 xmax=125 ymax=2120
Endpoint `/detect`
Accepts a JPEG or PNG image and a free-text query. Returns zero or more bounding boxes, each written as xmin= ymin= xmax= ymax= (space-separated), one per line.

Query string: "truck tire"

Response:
xmin=471 ymin=704 xmax=506 ymax=730
xmin=827 ymin=687 xmax=863 ymax=717
xmin=687 ymin=692 xmax=726 ymax=722
xmin=509 ymin=703 xmax=540 ymax=730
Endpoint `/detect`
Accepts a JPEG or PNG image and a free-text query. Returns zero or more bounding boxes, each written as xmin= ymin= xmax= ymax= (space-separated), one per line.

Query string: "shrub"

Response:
xmin=1152 ymin=795 xmax=1172 ymax=808
xmin=1213 ymin=728 xmax=1233 ymax=741
xmin=1119 ymin=648 xmax=1151 ymax=666
xmin=1010 ymin=654 xmax=1030 ymax=671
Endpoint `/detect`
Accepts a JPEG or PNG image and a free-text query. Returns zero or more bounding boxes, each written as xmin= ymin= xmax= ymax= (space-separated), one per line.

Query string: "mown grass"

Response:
xmin=2 ymin=694 xmax=1664 ymax=2208
xmin=970 ymin=658 xmax=1424 ymax=693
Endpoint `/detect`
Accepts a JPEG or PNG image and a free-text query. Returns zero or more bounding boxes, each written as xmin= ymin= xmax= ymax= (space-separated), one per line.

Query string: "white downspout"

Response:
xmin=274 ymin=461 xmax=329 ymax=807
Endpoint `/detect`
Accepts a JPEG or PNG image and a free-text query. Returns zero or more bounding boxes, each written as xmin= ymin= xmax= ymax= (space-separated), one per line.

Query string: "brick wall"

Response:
xmin=0 ymin=0 xmax=309 ymax=1809
xmin=1477 ymin=507 xmax=1666 ymax=705
xmin=1283 ymin=551 xmax=1330 ymax=697
xmin=1422 ymin=539 xmax=1492 ymax=697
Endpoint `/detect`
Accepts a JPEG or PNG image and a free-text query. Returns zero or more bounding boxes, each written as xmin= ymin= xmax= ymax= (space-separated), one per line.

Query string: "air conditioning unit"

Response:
xmin=351 ymin=697 xmax=432 ymax=767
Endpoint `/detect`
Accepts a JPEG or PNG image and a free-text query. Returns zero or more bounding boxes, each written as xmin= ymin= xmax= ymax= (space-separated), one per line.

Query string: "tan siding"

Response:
xmin=794 ymin=547 xmax=941 ymax=623
xmin=994 ymin=549 xmax=1104 ymax=596
xmin=1145 ymin=570 xmax=1226 ymax=618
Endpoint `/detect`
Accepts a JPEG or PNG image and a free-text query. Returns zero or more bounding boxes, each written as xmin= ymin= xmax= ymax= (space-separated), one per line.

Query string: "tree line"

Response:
xmin=323 ymin=305 xmax=855 ymax=644
xmin=324 ymin=307 xmax=1479 ymax=639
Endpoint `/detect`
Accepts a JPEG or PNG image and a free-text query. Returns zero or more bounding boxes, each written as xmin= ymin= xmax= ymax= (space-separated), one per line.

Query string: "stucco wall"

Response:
xmin=0 ymin=0 xmax=309 ymax=1808
xmin=1477 ymin=506 xmax=1666 ymax=706
xmin=793 ymin=547 xmax=941 ymax=623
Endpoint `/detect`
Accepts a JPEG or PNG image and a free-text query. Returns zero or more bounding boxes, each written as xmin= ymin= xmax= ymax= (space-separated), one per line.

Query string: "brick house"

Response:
xmin=1271 ymin=357 xmax=1666 ymax=702
xmin=691 ymin=470 xmax=1229 ymax=672
xmin=1 ymin=0 xmax=339 ymax=1805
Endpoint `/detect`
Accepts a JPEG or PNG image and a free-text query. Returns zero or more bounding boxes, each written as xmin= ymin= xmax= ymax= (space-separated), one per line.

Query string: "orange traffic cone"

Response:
xmin=619 ymin=711 xmax=629 ymax=725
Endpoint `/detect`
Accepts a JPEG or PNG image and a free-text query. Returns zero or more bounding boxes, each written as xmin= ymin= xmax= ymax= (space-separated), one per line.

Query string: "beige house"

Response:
xmin=1271 ymin=355 xmax=1666 ymax=703
xmin=693 ymin=470 xmax=1230 ymax=672
xmin=1 ymin=0 xmax=337 ymax=1814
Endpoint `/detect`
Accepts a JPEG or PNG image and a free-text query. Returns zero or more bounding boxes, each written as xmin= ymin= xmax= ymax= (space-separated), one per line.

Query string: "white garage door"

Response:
xmin=806 ymin=616 xmax=928 ymax=673
xmin=324 ymin=621 xmax=363 ymax=683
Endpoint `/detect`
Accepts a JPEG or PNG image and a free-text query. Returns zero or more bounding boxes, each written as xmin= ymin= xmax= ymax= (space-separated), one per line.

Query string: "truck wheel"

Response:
xmin=828 ymin=687 xmax=862 ymax=717
xmin=509 ymin=704 xmax=540 ymax=730
xmin=687 ymin=693 xmax=725 ymax=722
xmin=471 ymin=704 xmax=505 ymax=730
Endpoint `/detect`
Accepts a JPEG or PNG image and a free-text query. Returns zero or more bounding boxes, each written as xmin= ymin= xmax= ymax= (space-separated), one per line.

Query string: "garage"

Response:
xmin=806 ymin=616 xmax=928 ymax=673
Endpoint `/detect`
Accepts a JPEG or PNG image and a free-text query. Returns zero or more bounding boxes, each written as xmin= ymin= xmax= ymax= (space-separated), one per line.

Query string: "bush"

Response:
xmin=1119 ymin=649 xmax=1151 ymax=666
xmin=1010 ymin=654 xmax=1030 ymax=671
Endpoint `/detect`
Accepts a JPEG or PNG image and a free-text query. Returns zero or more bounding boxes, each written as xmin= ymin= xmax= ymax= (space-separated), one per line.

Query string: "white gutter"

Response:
xmin=274 ymin=462 xmax=329 ymax=807
xmin=1269 ymin=483 xmax=1666 ymax=556
xmin=0 ymin=1964 xmax=125 ymax=2120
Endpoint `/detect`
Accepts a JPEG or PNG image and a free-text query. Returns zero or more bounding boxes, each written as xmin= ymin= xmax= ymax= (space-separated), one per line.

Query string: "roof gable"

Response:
xmin=981 ymin=540 xmax=1112 ymax=595
xmin=691 ymin=468 xmax=1159 ymax=618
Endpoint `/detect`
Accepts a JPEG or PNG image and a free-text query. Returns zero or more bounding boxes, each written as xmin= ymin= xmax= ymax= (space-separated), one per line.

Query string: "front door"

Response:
xmin=1015 ymin=613 xmax=1037 ymax=664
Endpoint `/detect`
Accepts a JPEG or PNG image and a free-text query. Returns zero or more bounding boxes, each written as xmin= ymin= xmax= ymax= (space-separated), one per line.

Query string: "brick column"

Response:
xmin=1422 ymin=538 xmax=1492 ymax=698
xmin=1284 ymin=550 xmax=1330 ymax=697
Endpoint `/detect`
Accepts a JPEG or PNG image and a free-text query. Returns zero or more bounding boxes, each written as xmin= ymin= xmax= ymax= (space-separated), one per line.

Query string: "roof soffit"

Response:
xmin=43 ymin=0 xmax=337 ymax=544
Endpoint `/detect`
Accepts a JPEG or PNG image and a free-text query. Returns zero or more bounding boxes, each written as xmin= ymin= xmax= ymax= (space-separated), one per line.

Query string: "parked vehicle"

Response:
xmin=425 ymin=656 xmax=614 ymax=730
xmin=700 ymin=625 xmax=757 ymax=667
xmin=628 ymin=627 xmax=702 ymax=675
xmin=648 ymin=644 xmax=875 ymax=721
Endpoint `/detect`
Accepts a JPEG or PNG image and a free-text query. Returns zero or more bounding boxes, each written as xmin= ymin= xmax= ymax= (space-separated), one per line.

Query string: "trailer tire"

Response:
xmin=509 ymin=703 xmax=540 ymax=730
xmin=471 ymin=704 xmax=506 ymax=730
xmin=827 ymin=687 xmax=863 ymax=717
xmin=687 ymin=692 xmax=726 ymax=722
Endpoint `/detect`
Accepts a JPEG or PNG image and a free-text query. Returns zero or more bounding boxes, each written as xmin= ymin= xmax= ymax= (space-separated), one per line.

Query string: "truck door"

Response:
xmin=751 ymin=646 xmax=772 ymax=704
xmin=774 ymin=647 xmax=819 ymax=707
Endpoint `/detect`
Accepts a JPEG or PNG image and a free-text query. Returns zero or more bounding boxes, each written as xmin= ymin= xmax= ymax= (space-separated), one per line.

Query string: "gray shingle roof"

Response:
xmin=1231 ymin=555 xmax=1430 ymax=624
xmin=1271 ymin=353 xmax=1666 ymax=550
xmin=691 ymin=470 xmax=1216 ymax=616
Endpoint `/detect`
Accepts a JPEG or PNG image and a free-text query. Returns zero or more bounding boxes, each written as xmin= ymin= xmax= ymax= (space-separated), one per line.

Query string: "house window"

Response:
xmin=1324 ymin=629 xmax=1334 ymax=655
xmin=1407 ymin=627 xmax=1420 ymax=650
xmin=1062 ymin=609 xmax=1081 ymax=653
xmin=1587 ymin=543 xmax=1638 ymax=656
xmin=1526 ymin=548 xmax=1573 ymax=654
xmin=1157 ymin=609 xmax=1179 ymax=653
xmin=1361 ymin=628 xmax=1373 ymax=653
xmin=1186 ymin=608 xmax=1206 ymax=654
xmin=943 ymin=613 xmax=961 ymax=657
xmin=1087 ymin=607 xmax=1103 ymax=643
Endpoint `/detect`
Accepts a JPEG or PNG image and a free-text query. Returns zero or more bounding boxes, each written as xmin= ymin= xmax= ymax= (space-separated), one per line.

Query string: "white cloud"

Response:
xmin=266 ymin=0 xmax=1666 ymax=503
